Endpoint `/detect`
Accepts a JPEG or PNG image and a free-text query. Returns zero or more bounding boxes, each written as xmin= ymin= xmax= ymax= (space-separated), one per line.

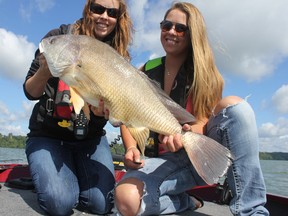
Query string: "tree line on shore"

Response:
xmin=0 ymin=133 xmax=287 ymax=160
xmin=0 ymin=133 xmax=126 ymax=155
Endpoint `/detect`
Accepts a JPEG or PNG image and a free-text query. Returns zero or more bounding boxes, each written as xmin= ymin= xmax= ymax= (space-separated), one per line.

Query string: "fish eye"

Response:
xmin=50 ymin=38 xmax=56 ymax=44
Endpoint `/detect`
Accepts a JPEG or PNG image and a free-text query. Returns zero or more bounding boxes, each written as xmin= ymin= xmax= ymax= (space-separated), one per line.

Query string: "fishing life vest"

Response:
xmin=53 ymin=80 xmax=73 ymax=120
xmin=144 ymin=57 xmax=162 ymax=71
xmin=144 ymin=57 xmax=192 ymax=111
xmin=143 ymin=57 xmax=193 ymax=157
xmin=37 ymin=79 xmax=75 ymax=129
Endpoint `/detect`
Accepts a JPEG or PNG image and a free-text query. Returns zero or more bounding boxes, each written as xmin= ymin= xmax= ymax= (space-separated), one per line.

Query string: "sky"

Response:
xmin=0 ymin=0 xmax=287 ymax=152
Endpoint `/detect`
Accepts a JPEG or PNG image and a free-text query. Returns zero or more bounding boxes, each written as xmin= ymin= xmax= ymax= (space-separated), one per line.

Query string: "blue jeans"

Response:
xmin=26 ymin=136 xmax=115 ymax=216
xmin=121 ymin=100 xmax=269 ymax=216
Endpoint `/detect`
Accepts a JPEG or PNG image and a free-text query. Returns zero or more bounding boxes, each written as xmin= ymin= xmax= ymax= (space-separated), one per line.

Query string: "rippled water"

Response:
xmin=0 ymin=147 xmax=287 ymax=197
xmin=260 ymin=160 xmax=288 ymax=197
xmin=0 ymin=147 xmax=27 ymax=164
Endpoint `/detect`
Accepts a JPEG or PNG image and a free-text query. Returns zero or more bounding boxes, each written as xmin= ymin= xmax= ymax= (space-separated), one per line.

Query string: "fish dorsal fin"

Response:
xmin=127 ymin=127 xmax=149 ymax=155
xmin=70 ymin=87 xmax=90 ymax=120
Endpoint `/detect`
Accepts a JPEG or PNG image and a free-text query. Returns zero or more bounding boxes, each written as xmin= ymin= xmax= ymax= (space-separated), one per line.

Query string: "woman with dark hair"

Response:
xmin=23 ymin=0 xmax=133 ymax=215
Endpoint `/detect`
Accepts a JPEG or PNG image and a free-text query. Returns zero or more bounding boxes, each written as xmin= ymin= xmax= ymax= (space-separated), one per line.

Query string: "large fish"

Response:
xmin=39 ymin=34 xmax=232 ymax=184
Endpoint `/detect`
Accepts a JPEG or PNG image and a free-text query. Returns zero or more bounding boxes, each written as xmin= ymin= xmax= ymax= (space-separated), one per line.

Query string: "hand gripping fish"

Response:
xmin=39 ymin=34 xmax=232 ymax=184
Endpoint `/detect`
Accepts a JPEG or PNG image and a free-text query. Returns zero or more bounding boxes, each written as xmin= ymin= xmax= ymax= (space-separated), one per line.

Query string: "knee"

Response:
xmin=115 ymin=178 xmax=144 ymax=216
xmin=214 ymin=96 xmax=243 ymax=115
xmin=39 ymin=196 xmax=75 ymax=216
xmin=86 ymin=191 xmax=114 ymax=215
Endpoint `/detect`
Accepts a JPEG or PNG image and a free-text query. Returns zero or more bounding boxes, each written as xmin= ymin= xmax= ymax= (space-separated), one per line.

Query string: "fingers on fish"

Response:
xmin=182 ymin=132 xmax=233 ymax=185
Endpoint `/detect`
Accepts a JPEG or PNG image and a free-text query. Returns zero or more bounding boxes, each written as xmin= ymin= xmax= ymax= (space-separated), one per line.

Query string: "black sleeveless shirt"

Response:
xmin=143 ymin=56 xmax=193 ymax=156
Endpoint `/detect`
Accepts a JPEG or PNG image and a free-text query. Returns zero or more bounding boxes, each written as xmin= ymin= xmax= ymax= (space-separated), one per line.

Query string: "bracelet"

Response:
xmin=126 ymin=146 xmax=137 ymax=153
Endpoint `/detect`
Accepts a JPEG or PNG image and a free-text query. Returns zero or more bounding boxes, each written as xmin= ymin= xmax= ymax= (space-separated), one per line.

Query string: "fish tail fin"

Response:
xmin=182 ymin=132 xmax=233 ymax=185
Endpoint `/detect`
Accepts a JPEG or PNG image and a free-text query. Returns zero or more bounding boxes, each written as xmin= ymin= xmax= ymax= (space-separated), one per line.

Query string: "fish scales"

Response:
xmin=39 ymin=34 xmax=233 ymax=184
xmin=78 ymin=40 xmax=180 ymax=135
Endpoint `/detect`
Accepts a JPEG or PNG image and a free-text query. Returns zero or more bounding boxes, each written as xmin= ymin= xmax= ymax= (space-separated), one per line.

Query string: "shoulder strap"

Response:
xmin=144 ymin=57 xmax=162 ymax=71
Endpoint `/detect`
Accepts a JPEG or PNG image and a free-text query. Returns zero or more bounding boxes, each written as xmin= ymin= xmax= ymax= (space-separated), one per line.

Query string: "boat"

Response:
xmin=1 ymin=158 xmax=288 ymax=216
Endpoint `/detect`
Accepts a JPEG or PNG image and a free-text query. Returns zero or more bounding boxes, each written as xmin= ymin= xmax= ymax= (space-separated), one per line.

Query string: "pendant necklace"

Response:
xmin=165 ymin=68 xmax=170 ymax=76
xmin=165 ymin=66 xmax=177 ymax=90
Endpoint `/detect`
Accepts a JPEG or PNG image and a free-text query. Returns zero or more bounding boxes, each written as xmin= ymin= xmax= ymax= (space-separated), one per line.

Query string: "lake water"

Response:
xmin=0 ymin=147 xmax=287 ymax=197
xmin=260 ymin=160 xmax=288 ymax=197
xmin=0 ymin=147 xmax=27 ymax=164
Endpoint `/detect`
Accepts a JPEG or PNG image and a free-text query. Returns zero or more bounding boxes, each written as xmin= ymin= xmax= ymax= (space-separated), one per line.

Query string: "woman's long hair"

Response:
xmin=73 ymin=0 xmax=133 ymax=60
xmin=165 ymin=2 xmax=224 ymax=120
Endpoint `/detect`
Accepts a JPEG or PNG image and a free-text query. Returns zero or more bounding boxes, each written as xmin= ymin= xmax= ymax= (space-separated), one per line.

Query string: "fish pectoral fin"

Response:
xmin=182 ymin=132 xmax=233 ymax=185
xmin=127 ymin=127 xmax=149 ymax=155
xmin=82 ymin=102 xmax=90 ymax=120
xmin=70 ymin=87 xmax=85 ymax=114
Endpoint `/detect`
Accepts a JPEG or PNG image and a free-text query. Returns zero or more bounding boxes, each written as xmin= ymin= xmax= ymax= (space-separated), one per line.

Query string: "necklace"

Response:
xmin=165 ymin=66 xmax=170 ymax=76
xmin=166 ymin=69 xmax=170 ymax=76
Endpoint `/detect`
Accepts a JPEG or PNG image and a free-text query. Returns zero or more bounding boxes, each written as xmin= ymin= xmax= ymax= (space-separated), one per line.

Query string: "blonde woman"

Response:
xmin=115 ymin=2 xmax=269 ymax=216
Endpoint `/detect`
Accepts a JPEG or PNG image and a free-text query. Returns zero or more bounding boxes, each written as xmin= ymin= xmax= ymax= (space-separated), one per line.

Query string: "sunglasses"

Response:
xmin=160 ymin=20 xmax=188 ymax=37
xmin=90 ymin=3 xmax=119 ymax=19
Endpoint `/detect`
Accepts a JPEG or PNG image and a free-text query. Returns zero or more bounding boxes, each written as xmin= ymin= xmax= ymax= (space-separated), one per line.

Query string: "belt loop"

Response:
xmin=46 ymin=98 xmax=54 ymax=113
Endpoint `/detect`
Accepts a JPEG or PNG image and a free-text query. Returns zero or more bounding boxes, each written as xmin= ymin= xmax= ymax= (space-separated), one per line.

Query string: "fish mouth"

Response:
xmin=39 ymin=41 xmax=44 ymax=53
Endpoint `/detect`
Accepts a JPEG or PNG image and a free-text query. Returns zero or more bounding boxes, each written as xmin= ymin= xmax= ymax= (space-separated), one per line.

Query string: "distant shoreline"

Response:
xmin=0 ymin=134 xmax=287 ymax=161
xmin=259 ymin=152 xmax=288 ymax=161
xmin=0 ymin=148 xmax=287 ymax=161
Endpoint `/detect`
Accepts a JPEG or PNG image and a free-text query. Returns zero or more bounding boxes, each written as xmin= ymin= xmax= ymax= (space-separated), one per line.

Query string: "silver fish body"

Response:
xmin=39 ymin=34 xmax=232 ymax=184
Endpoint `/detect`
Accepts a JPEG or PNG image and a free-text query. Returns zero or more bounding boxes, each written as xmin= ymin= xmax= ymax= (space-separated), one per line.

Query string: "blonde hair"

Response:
xmin=164 ymin=2 xmax=224 ymax=120
xmin=73 ymin=0 xmax=133 ymax=60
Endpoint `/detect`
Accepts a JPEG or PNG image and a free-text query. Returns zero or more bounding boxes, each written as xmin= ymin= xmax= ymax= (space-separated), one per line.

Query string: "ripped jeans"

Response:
xmin=120 ymin=100 xmax=269 ymax=216
xmin=26 ymin=136 xmax=115 ymax=215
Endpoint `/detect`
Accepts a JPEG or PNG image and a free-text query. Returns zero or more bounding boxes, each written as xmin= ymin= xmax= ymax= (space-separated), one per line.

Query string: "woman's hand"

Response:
xmin=24 ymin=54 xmax=52 ymax=98
xmin=124 ymin=146 xmax=144 ymax=169
xmin=90 ymin=99 xmax=109 ymax=119
xmin=38 ymin=54 xmax=52 ymax=78
xmin=158 ymin=124 xmax=192 ymax=152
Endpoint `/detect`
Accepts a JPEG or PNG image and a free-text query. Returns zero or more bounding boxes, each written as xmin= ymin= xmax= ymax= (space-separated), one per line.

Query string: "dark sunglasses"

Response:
xmin=90 ymin=3 xmax=119 ymax=19
xmin=160 ymin=20 xmax=188 ymax=37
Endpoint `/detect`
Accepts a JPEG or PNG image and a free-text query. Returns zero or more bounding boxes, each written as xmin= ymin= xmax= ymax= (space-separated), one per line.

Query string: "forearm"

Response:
xmin=120 ymin=125 xmax=137 ymax=151
xmin=25 ymin=67 xmax=51 ymax=98
xmin=191 ymin=118 xmax=208 ymax=134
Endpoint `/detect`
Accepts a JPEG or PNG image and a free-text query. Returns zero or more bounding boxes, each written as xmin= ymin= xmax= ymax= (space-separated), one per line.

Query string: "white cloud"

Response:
xmin=0 ymin=125 xmax=25 ymax=136
xmin=19 ymin=0 xmax=55 ymax=21
xmin=35 ymin=0 xmax=55 ymax=13
xmin=127 ymin=0 xmax=170 ymax=59
xmin=104 ymin=124 xmax=121 ymax=144
xmin=0 ymin=100 xmax=34 ymax=136
xmin=272 ymin=84 xmax=288 ymax=114
xmin=258 ymin=118 xmax=288 ymax=152
xmin=0 ymin=28 xmax=36 ymax=81
xmin=0 ymin=101 xmax=10 ymax=115
xmin=259 ymin=118 xmax=288 ymax=137
xmin=19 ymin=3 xmax=33 ymax=21
xmin=259 ymin=136 xmax=288 ymax=153
xmin=195 ymin=0 xmax=288 ymax=82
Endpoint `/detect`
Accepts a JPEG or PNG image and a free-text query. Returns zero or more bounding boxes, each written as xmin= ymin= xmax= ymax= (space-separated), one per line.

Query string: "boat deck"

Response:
xmin=0 ymin=183 xmax=232 ymax=216
xmin=2 ymin=164 xmax=288 ymax=216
